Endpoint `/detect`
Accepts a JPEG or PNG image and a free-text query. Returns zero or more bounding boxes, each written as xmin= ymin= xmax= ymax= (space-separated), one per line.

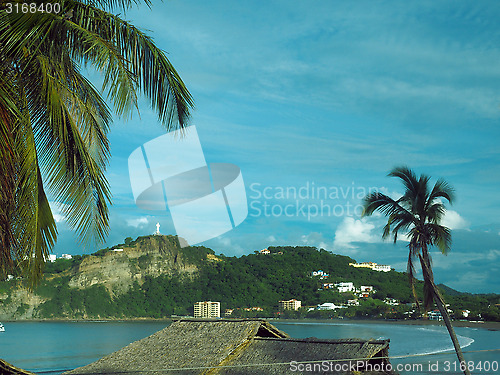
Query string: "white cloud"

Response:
xmin=333 ymin=217 xmax=381 ymax=250
xmin=486 ymin=249 xmax=500 ymax=261
xmin=49 ymin=201 xmax=67 ymax=223
xmin=267 ymin=235 xmax=277 ymax=243
xmin=207 ymin=236 xmax=246 ymax=256
xmin=442 ymin=210 xmax=469 ymax=230
xmin=126 ymin=217 xmax=149 ymax=228
xmin=300 ymin=233 xmax=333 ymax=251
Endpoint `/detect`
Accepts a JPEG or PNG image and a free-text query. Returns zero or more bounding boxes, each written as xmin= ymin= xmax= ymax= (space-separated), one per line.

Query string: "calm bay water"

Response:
xmin=0 ymin=320 xmax=498 ymax=374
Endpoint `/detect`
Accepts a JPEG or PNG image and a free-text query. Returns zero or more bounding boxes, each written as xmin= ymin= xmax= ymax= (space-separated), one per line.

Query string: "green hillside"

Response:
xmin=0 ymin=235 xmax=498 ymax=321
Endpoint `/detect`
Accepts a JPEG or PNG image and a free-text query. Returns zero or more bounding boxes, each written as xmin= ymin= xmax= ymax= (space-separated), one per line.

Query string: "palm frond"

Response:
xmin=13 ymin=116 xmax=57 ymax=288
xmin=0 ymin=0 xmax=193 ymax=285
xmin=406 ymin=246 xmax=420 ymax=311
xmin=362 ymin=192 xmax=410 ymax=218
xmin=67 ymin=1 xmax=194 ymax=129
xmin=428 ymin=178 xmax=455 ymax=205
xmin=427 ymin=223 xmax=452 ymax=254
xmin=391 ymin=216 xmax=413 ymax=242
xmin=79 ymin=0 xmax=152 ymax=11
xmin=388 ymin=166 xmax=419 ymax=199
xmin=426 ymin=201 xmax=446 ymax=224
xmin=418 ymin=252 xmax=444 ymax=311
xmin=0 ymin=71 xmax=18 ymax=275
xmin=21 ymin=49 xmax=112 ymax=245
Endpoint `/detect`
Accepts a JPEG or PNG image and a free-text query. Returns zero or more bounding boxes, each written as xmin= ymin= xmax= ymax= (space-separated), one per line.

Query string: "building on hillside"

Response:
xmin=112 ymin=248 xmax=124 ymax=252
xmin=242 ymin=307 xmax=264 ymax=312
xmin=46 ymin=254 xmax=57 ymax=263
xmin=428 ymin=310 xmax=443 ymax=321
xmin=194 ymin=301 xmax=221 ymax=318
xmin=311 ymin=270 xmax=329 ymax=279
xmin=65 ymin=319 xmax=395 ymax=375
xmin=279 ymin=299 xmax=301 ymax=311
xmin=335 ymin=282 xmax=355 ymax=293
xmin=384 ymin=298 xmax=399 ymax=306
xmin=373 ymin=264 xmax=391 ymax=272
xmin=260 ymin=248 xmax=271 ymax=254
xmin=61 ymin=254 xmax=72 ymax=260
xmin=360 ymin=286 xmax=374 ymax=293
xmin=322 ymin=283 xmax=334 ymax=289
xmin=317 ymin=302 xmax=346 ymax=311
xmin=349 ymin=262 xmax=391 ymax=272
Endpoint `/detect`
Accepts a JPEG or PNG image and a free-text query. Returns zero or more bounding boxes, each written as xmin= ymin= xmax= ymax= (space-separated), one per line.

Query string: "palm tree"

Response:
xmin=0 ymin=0 xmax=194 ymax=287
xmin=362 ymin=166 xmax=470 ymax=375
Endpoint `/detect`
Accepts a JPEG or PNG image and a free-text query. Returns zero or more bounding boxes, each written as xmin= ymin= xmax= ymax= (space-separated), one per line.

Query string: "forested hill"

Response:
xmin=0 ymin=235 xmax=498 ymax=321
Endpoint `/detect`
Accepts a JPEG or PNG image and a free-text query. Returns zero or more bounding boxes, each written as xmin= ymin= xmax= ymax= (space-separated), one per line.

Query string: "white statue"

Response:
xmin=155 ymin=222 xmax=160 ymax=235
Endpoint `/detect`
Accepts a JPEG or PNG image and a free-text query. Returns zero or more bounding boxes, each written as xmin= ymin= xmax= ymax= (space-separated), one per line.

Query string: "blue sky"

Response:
xmin=52 ymin=1 xmax=500 ymax=293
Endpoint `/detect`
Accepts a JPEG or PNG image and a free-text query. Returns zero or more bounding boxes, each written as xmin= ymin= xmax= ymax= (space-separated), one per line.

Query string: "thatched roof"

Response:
xmin=217 ymin=337 xmax=392 ymax=374
xmin=65 ymin=319 xmax=394 ymax=375
xmin=0 ymin=359 xmax=35 ymax=375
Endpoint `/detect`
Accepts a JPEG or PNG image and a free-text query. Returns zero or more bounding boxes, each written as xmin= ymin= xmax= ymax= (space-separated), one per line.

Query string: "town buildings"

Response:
xmin=194 ymin=301 xmax=221 ymax=318
xmin=316 ymin=302 xmax=346 ymax=311
xmin=335 ymin=282 xmax=355 ymax=293
xmin=311 ymin=270 xmax=329 ymax=279
xmin=279 ymin=299 xmax=302 ymax=311
xmin=428 ymin=310 xmax=443 ymax=321
xmin=349 ymin=262 xmax=391 ymax=272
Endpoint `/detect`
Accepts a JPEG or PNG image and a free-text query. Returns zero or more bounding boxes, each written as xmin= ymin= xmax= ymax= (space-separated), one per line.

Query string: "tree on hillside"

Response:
xmin=362 ymin=166 xmax=470 ymax=375
xmin=0 ymin=0 xmax=193 ymax=286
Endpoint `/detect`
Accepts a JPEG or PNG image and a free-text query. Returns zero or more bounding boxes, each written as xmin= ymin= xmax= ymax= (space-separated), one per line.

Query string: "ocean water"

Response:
xmin=273 ymin=321 xmax=499 ymax=374
xmin=0 ymin=320 xmax=498 ymax=374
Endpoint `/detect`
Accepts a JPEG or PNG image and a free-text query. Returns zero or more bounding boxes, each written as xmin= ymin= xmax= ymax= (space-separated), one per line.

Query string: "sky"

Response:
xmin=51 ymin=0 xmax=500 ymax=293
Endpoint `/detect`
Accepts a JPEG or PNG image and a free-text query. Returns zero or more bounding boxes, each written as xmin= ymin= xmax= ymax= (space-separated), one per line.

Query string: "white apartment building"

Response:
xmin=373 ymin=264 xmax=391 ymax=272
xmin=335 ymin=282 xmax=355 ymax=293
xmin=279 ymin=299 xmax=302 ymax=311
xmin=428 ymin=310 xmax=443 ymax=321
xmin=194 ymin=301 xmax=221 ymax=318
xmin=349 ymin=262 xmax=391 ymax=272
xmin=317 ymin=302 xmax=345 ymax=311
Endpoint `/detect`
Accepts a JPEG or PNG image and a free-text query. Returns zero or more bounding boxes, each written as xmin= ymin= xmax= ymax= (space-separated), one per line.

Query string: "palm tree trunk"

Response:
xmin=433 ymin=294 xmax=471 ymax=375
xmin=419 ymin=253 xmax=471 ymax=375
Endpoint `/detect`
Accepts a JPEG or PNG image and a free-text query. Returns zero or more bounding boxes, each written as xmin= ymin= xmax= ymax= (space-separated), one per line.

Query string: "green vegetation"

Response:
xmin=0 ymin=0 xmax=193 ymax=288
xmin=363 ymin=166 xmax=469 ymax=374
xmin=1 ymin=240 xmax=493 ymax=322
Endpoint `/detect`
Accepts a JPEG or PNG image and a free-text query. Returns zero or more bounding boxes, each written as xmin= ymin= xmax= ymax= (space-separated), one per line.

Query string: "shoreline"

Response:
xmin=275 ymin=318 xmax=500 ymax=330
xmin=4 ymin=317 xmax=499 ymax=330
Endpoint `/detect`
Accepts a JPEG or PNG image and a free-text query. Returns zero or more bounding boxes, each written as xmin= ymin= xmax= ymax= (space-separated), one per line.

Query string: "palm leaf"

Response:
xmin=0 ymin=0 xmax=193 ymax=285
xmin=428 ymin=178 xmax=455 ymax=205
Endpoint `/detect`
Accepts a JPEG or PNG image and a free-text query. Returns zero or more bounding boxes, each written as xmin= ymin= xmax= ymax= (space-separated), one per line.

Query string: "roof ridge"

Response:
xmin=253 ymin=337 xmax=390 ymax=345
